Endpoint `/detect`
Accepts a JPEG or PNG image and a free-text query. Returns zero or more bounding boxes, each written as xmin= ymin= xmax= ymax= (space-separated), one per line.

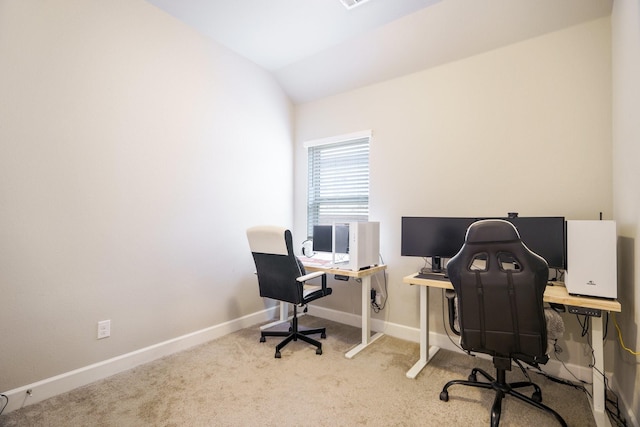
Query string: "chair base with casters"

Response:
xmin=260 ymin=304 xmax=326 ymax=358
xmin=439 ymin=356 xmax=567 ymax=427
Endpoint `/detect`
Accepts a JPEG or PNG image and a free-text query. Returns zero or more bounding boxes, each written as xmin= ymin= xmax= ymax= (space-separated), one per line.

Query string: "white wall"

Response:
xmin=0 ymin=0 xmax=292 ymax=393
xmin=612 ymin=0 xmax=640 ymax=424
xmin=295 ymin=17 xmax=611 ymax=370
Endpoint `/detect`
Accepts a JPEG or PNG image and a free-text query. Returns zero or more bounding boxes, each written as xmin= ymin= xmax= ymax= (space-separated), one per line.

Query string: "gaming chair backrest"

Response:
xmin=446 ymin=219 xmax=549 ymax=361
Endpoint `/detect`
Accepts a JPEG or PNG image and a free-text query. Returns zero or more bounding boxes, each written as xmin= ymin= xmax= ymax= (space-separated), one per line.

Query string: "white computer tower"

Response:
xmin=334 ymin=221 xmax=379 ymax=271
xmin=565 ymin=220 xmax=617 ymax=299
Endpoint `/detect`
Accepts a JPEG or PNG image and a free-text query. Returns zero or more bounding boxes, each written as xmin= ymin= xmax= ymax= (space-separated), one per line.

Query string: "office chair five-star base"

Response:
xmin=439 ymin=362 xmax=567 ymax=426
xmin=260 ymin=304 xmax=326 ymax=358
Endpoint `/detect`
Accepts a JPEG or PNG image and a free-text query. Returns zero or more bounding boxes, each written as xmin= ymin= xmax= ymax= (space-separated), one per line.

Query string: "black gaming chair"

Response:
xmin=440 ymin=219 xmax=567 ymax=426
xmin=246 ymin=226 xmax=332 ymax=358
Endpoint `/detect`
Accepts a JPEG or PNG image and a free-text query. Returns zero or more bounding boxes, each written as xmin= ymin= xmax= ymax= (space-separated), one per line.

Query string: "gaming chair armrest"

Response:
xmin=445 ymin=289 xmax=460 ymax=336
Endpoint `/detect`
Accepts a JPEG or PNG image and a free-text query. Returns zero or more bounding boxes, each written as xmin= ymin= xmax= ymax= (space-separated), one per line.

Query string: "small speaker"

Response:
xmin=565 ymin=220 xmax=617 ymax=299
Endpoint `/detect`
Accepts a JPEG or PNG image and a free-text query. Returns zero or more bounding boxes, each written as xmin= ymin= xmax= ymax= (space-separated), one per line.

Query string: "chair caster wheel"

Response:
xmin=316 ymin=348 xmax=322 ymax=355
xmin=260 ymin=336 xmax=266 ymax=343
xmin=468 ymin=373 xmax=477 ymax=382
xmin=321 ymin=332 xmax=326 ymax=339
xmin=439 ymin=391 xmax=449 ymax=402
xmin=275 ymin=351 xmax=281 ymax=358
xmin=532 ymin=391 xmax=542 ymax=403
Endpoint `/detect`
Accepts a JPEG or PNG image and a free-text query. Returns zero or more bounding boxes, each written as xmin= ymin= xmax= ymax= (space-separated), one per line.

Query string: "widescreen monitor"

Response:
xmin=505 ymin=216 xmax=566 ymax=270
xmin=401 ymin=217 xmax=476 ymax=272
xmin=400 ymin=215 xmax=567 ymax=270
xmin=401 ymin=217 xmax=475 ymax=258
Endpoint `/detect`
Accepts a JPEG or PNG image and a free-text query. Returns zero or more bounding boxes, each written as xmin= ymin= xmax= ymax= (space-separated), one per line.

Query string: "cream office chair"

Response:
xmin=440 ymin=219 xmax=567 ymax=426
xmin=246 ymin=226 xmax=332 ymax=358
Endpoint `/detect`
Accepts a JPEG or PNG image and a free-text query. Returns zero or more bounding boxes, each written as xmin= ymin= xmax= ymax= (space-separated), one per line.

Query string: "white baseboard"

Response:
xmin=1 ymin=307 xmax=277 ymax=414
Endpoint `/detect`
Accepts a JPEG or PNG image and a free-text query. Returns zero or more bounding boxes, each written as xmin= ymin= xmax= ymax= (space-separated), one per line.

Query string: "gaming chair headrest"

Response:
xmin=465 ymin=219 xmax=520 ymax=244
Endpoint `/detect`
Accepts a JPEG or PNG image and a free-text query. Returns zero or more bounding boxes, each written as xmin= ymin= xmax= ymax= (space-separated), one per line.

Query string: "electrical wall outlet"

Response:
xmin=97 ymin=320 xmax=111 ymax=339
xmin=375 ymin=293 xmax=382 ymax=306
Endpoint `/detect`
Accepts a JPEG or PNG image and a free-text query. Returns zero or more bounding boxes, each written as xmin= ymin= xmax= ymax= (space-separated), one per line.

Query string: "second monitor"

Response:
xmin=401 ymin=217 xmax=475 ymax=273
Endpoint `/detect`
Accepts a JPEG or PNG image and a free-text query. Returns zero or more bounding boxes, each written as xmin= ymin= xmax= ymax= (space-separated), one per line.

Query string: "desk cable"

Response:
xmin=550 ymin=268 xmax=565 ymax=282
xmin=575 ymin=312 xmax=598 ymax=338
xmin=612 ymin=312 xmax=639 ymax=356
xmin=370 ymin=254 xmax=388 ymax=313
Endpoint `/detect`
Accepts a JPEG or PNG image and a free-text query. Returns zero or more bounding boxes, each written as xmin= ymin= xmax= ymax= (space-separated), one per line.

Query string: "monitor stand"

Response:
xmin=431 ymin=256 xmax=443 ymax=273
xmin=419 ymin=256 xmax=446 ymax=279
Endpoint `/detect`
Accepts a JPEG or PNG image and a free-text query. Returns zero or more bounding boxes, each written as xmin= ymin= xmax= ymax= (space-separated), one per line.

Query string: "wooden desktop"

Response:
xmin=403 ymin=272 xmax=621 ymax=427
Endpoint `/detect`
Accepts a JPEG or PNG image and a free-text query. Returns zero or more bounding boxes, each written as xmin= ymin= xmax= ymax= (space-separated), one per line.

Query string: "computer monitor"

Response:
xmin=505 ymin=216 xmax=566 ymax=270
xmin=312 ymin=224 xmax=349 ymax=254
xmin=401 ymin=217 xmax=476 ymax=272
xmin=312 ymin=225 xmax=333 ymax=253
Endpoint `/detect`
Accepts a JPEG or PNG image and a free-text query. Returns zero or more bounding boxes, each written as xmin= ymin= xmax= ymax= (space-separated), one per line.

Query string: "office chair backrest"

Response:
xmin=247 ymin=226 xmax=306 ymax=305
xmin=447 ymin=219 xmax=549 ymax=362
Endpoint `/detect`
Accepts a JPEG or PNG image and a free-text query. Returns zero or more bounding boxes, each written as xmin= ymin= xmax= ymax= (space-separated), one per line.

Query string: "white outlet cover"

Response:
xmin=97 ymin=320 xmax=111 ymax=339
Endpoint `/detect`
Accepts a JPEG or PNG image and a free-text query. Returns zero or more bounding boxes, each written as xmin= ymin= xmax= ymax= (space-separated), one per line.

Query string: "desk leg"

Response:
xmin=260 ymin=301 xmax=289 ymax=331
xmin=590 ymin=316 xmax=611 ymax=427
xmin=345 ymin=275 xmax=384 ymax=358
xmin=406 ymin=286 xmax=441 ymax=379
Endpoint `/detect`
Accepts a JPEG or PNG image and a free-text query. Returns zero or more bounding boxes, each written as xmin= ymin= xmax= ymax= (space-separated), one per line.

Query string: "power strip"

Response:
xmin=567 ymin=305 xmax=602 ymax=317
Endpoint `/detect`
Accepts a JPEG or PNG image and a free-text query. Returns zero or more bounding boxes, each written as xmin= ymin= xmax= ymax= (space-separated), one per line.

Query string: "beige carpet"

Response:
xmin=2 ymin=316 xmax=597 ymax=426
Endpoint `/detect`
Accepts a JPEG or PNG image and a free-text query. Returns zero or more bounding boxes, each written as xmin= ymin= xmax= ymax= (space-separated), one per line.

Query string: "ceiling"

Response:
xmin=145 ymin=0 xmax=612 ymax=104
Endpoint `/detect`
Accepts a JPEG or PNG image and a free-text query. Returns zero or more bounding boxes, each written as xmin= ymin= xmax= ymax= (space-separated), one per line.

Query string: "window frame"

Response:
xmin=304 ymin=130 xmax=371 ymax=238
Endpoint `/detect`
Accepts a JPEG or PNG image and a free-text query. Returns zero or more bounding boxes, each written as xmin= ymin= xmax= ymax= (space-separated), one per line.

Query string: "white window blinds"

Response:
xmin=306 ymin=133 xmax=370 ymax=237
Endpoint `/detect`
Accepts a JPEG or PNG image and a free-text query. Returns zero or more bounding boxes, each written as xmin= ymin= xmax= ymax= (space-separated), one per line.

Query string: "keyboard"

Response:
xmin=415 ymin=272 xmax=449 ymax=281
xmin=301 ymin=257 xmax=332 ymax=267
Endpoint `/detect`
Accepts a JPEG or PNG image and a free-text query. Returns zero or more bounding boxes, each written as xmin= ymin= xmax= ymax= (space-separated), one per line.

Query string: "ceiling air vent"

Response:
xmin=339 ymin=0 xmax=372 ymax=10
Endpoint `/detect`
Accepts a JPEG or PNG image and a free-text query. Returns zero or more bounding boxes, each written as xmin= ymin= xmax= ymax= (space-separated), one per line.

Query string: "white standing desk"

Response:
xmin=303 ymin=263 xmax=387 ymax=358
xmin=403 ymin=273 xmax=621 ymax=427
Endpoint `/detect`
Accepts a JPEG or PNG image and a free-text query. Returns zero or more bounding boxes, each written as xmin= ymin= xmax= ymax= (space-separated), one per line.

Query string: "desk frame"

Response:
xmin=304 ymin=264 xmax=387 ymax=358
xmin=403 ymin=273 xmax=621 ymax=427
xmin=259 ymin=303 xmax=291 ymax=331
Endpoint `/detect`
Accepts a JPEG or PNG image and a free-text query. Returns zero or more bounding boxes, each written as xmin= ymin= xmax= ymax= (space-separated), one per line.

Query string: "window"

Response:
xmin=305 ymin=131 xmax=371 ymax=237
